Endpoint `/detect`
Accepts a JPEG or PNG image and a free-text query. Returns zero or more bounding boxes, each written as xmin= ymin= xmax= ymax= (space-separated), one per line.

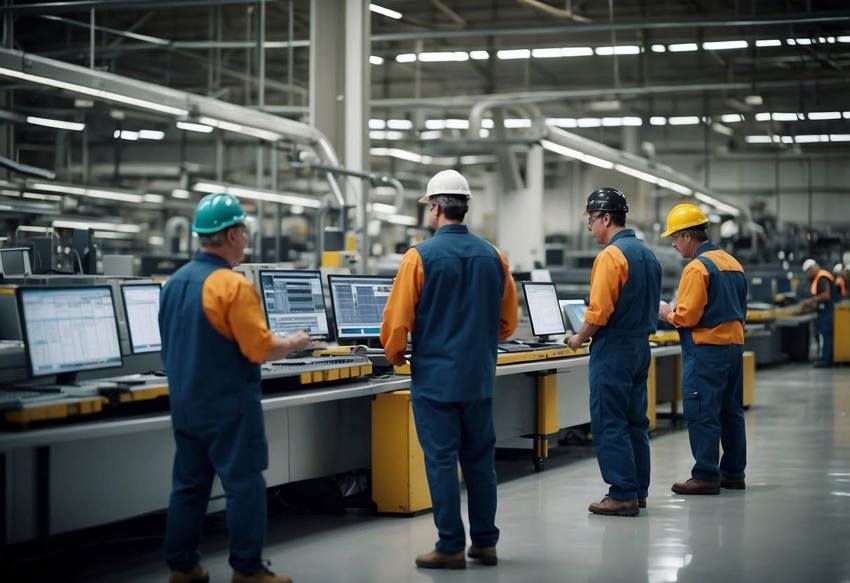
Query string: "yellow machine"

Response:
xmin=835 ymin=303 xmax=850 ymax=363
xmin=743 ymin=351 xmax=755 ymax=408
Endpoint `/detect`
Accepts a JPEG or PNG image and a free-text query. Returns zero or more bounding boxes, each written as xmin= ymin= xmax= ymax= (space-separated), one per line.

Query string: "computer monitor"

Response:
xmin=0 ymin=247 xmax=33 ymax=276
xmin=17 ymin=286 xmax=123 ymax=382
xmin=120 ymin=283 xmax=162 ymax=354
xmin=327 ymin=274 xmax=394 ymax=342
xmin=522 ymin=281 xmax=566 ymax=338
xmin=258 ymin=270 xmax=330 ymax=339
xmin=560 ymin=299 xmax=587 ymax=335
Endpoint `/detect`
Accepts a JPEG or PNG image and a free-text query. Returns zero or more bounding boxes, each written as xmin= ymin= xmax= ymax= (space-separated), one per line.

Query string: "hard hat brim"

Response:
xmin=660 ymin=217 xmax=708 ymax=238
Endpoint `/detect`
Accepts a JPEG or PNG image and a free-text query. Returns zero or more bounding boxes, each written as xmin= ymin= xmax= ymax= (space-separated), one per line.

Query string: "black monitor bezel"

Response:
xmin=258 ymin=269 xmax=330 ymax=340
xmin=120 ymin=282 xmax=163 ymax=355
xmin=521 ymin=281 xmax=567 ymax=337
xmin=560 ymin=298 xmax=588 ymax=335
xmin=16 ymin=285 xmax=124 ymax=379
xmin=327 ymin=274 xmax=395 ymax=342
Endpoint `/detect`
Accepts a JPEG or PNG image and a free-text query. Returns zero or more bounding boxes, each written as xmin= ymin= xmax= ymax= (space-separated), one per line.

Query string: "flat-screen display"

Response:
xmin=327 ymin=274 xmax=394 ymax=340
xmin=522 ymin=281 xmax=566 ymax=337
xmin=121 ymin=283 xmax=162 ymax=354
xmin=258 ymin=270 xmax=330 ymax=339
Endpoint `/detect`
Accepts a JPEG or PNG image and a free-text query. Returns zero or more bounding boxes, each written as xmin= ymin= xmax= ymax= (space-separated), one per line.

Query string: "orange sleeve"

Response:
xmin=381 ymin=248 xmax=423 ymax=364
xmin=584 ymin=246 xmax=629 ymax=327
xmin=498 ymin=249 xmax=518 ymax=340
xmin=203 ymin=269 xmax=274 ymax=364
xmin=667 ymin=261 xmax=709 ymax=328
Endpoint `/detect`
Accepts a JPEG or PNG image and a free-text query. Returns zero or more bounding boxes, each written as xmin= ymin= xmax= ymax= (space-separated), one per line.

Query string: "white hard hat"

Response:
xmin=418 ymin=169 xmax=472 ymax=204
xmin=834 ymin=263 xmax=844 ymax=274
xmin=802 ymin=258 xmax=817 ymax=272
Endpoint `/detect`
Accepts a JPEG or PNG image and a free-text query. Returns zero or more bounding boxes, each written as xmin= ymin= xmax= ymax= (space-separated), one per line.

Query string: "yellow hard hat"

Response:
xmin=660 ymin=203 xmax=708 ymax=238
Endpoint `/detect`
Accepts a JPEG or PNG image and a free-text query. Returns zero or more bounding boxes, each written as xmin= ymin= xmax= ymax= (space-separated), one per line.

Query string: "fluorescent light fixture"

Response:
xmin=614 ymin=164 xmax=659 ymax=184
xmin=481 ymin=119 xmax=495 ymax=129
xmin=772 ymin=112 xmax=803 ymax=121
xmin=621 ymin=117 xmax=643 ymax=126
xmin=845 ymin=112 xmax=850 ymax=119
xmin=601 ymin=117 xmax=622 ymax=127
xmin=369 ymin=3 xmax=402 ymax=19
xmin=745 ymin=135 xmax=772 ymax=143
xmin=148 ymin=235 xmax=164 ymax=246
xmin=668 ymin=116 xmax=700 ymax=125
xmin=563 ymin=46 xmax=594 ymax=57
xmin=425 ymin=119 xmax=446 ymax=130
xmin=791 ymin=38 xmax=812 ymax=45
xmin=808 ymin=111 xmax=841 ymax=120
xmin=113 ymin=130 xmax=139 ymax=140
xmin=370 ymin=147 xmax=434 ymax=165
xmin=497 ymin=49 xmax=531 ymax=60
xmin=721 ymin=114 xmax=744 ymax=123
xmin=541 ymin=140 xmax=585 ymax=160
xmin=0 ymin=66 xmax=189 ymax=116
xmin=532 ymin=47 xmax=593 ymax=58
xmin=668 ymin=43 xmax=698 ymax=52
xmin=419 ymin=130 xmax=442 ymax=140
xmin=177 ymin=120 xmax=214 ymax=133
xmin=30 ymin=181 xmax=144 ymax=203
xmin=52 ymin=219 xmax=141 ymax=233
xmin=193 ymin=181 xmax=322 ymax=208
xmin=369 ymin=130 xmax=404 ymax=140
xmin=595 ymin=45 xmax=640 ymax=55
xmin=387 ymin=119 xmax=413 ymax=130
xmin=371 ymin=203 xmax=397 ymax=214
xmin=92 ymin=231 xmax=134 ymax=240
xmin=138 ymin=129 xmax=165 ymax=140
xmin=781 ymin=135 xmax=794 ymax=144
xmin=418 ymin=51 xmax=468 ymax=62
xmin=22 ymin=191 xmax=62 ymax=201
xmin=546 ymin=118 xmax=577 ymax=128
xmin=583 ymin=155 xmax=614 ymax=169
xmin=577 ymin=117 xmax=602 ymax=128
xmin=504 ymin=118 xmax=531 ymax=128
xmin=369 ymin=119 xmax=386 ymax=129
xmin=445 ymin=119 xmax=469 ymax=129
xmin=197 ymin=116 xmax=281 ymax=141
xmin=26 ymin=115 xmax=85 ymax=131
xmin=650 ymin=117 xmax=667 ymax=126
xmin=651 ymin=44 xmax=666 ymax=53
xmin=369 ymin=55 xmax=384 ymax=65
xmin=745 ymin=95 xmax=763 ymax=106
xmin=702 ymin=40 xmax=748 ymax=50
xmin=172 ymin=189 xmax=190 ymax=199
xmin=755 ymin=112 xmax=771 ymax=121
xmin=395 ymin=53 xmax=416 ymax=63
xmin=794 ymin=134 xmax=822 ymax=143
xmin=657 ymin=179 xmax=693 ymax=195
xmin=830 ymin=134 xmax=850 ymax=142
xmin=756 ymin=39 xmax=782 ymax=47
xmin=532 ymin=47 xmax=565 ymax=58
xmin=469 ymin=50 xmax=490 ymax=60
xmin=838 ymin=36 xmax=850 ymax=43
xmin=478 ymin=129 xmax=490 ymax=138
xmin=142 ymin=193 xmax=164 ymax=203
xmin=695 ymin=192 xmax=739 ymax=216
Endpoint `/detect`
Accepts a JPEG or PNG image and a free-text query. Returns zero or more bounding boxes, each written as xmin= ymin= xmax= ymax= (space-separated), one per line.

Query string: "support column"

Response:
xmin=498 ymin=145 xmax=545 ymax=270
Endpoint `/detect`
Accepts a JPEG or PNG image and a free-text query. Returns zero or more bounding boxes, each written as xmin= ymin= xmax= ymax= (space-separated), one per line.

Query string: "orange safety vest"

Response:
xmin=810 ymin=269 xmax=835 ymax=297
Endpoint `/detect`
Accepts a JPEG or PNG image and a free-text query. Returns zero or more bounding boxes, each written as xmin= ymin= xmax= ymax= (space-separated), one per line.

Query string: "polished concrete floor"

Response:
xmin=8 ymin=363 xmax=850 ymax=582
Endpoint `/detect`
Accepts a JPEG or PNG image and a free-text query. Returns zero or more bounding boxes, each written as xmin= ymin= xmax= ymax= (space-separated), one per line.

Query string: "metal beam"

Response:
xmin=1 ymin=0 xmax=280 ymax=13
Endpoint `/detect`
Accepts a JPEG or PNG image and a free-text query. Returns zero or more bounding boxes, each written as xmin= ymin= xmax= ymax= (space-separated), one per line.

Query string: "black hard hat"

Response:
xmin=586 ymin=187 xmax=629 ymax=213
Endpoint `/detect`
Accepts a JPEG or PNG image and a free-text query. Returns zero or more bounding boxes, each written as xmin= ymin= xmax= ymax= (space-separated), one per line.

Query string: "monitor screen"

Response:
xmin=522 ymin=282 xmax=566 ymax=337
xmin=1 ymin=247 xmax=32 ymax=276
xmin=18 ymin=286 xmax=123 ymax=378
xmin=121 ymin=283 xmax=162 ymax=354
xmin=560 ymin=299 xmax=587 ymax=335
xmin=327 ymin=274 xmax=394 ymax=340
xmin=259 ymin=270 xmax=330 ymax=339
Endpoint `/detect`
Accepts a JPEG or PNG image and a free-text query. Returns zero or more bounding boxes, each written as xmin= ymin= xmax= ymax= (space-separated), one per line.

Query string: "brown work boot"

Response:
xmin=638 ymin=497 xmax=647 ymax=508
xmin=232 ymin=564 xmax=293 ymax=583
xmin=415 ymin=549 xmax=466 ymax=569
xmin=720 ymin=477 xmax=746 ymax=489
xmin=169 ymin=565 xmax=209 ymax=583
xmin=467 ymin=545 xmax=498 ymax=566
xmin=672 ymin=478 xmax=721 ymax=495
xmin=588 ymin=496 xmax=639 ymax=517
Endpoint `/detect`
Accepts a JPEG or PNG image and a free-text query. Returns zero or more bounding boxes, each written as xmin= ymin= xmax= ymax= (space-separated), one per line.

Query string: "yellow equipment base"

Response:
xmin=743 ymin=351 xmax=755 ymax=408
xmin=647 ymin=357 xmax=657 ymax=431
xmin=372 ymin=390 xmax=431 ymax=514
xmin=835 ymin=303 xmax=850 ymax=363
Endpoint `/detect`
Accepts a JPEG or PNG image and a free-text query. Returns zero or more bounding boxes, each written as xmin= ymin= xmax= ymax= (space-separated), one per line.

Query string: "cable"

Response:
xmin=68 ymin=247 xmax=85 ymax=274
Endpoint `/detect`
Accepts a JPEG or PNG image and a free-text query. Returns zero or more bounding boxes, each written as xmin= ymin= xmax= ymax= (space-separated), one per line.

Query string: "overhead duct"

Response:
xmin=0 ymin=48 xmax=344 ymax=208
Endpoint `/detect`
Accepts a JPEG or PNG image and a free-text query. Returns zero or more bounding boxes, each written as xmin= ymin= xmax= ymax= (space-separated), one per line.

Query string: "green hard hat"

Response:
xmin=192 ymin=192 xmax=247 ymax=234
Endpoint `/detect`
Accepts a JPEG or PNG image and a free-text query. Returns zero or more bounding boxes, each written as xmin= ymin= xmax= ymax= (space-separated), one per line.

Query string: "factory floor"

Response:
xmin=6 ymin=362 xmax=850 ymax=583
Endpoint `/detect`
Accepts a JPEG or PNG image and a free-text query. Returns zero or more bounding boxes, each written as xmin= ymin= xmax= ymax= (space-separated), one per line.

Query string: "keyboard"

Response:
xmin=261 ymin=355 xmax=371 ymax=376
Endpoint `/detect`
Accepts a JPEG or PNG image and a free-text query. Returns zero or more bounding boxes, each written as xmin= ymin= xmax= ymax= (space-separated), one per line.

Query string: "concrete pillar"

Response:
xmin=498 ymin=145 xmax=545 ymax=270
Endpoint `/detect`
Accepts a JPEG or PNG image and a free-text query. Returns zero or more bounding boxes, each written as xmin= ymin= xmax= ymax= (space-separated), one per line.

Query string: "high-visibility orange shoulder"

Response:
xmin=584 ymin=245 xmax=628 ymax=327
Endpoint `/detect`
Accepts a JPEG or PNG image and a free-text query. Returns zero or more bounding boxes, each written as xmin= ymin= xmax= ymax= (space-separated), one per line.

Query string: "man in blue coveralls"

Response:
xmin=160 ymin=193 xmax=310 ymax=583
xmin=801 ymin=258 xmax=837 ymax=368
xmin=567 ymin=187 xmax=661 ymax=516
xmin=658 ymin=203 xmax=747 ymax=495
xmin=382 ymin=169 xmax=518 ymax=569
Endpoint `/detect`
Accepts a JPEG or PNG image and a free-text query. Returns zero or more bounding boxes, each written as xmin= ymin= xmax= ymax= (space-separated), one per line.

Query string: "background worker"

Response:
xmin=567 ymin=187 xmax=661 ymax=517
xmin=833 ymin=263 xmax=846 ymax=298
xmin=658 ymin=203 xmax=747 ymax=496
xmin=160 ymin=193 xmax=311 ymax=583
xmin=381 ymin=169 xmax=517 ymax=569
xmin=802 ymin=258 xmax=836 ymax=367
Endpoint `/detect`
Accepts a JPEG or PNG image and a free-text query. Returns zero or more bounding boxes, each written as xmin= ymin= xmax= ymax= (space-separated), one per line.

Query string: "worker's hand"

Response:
xmin=658 ymin=301 xmax=672 ymax=321
xmin=287 ymin=330 xmax=312 ymax=352
xmin=800 ymin=298 xmax=813 ymax=309
xmin=567 ymin=334 xmax=584 ymax=351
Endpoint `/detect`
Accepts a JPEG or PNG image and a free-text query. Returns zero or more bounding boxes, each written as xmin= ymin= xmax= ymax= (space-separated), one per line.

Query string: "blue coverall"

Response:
xmin=160 ymin=252 xmax=268 ymax=575
xmin=678 ymin=243 xmax=748 ymax=482
xmin=588 ymin=229 xmax=661 ymax=501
